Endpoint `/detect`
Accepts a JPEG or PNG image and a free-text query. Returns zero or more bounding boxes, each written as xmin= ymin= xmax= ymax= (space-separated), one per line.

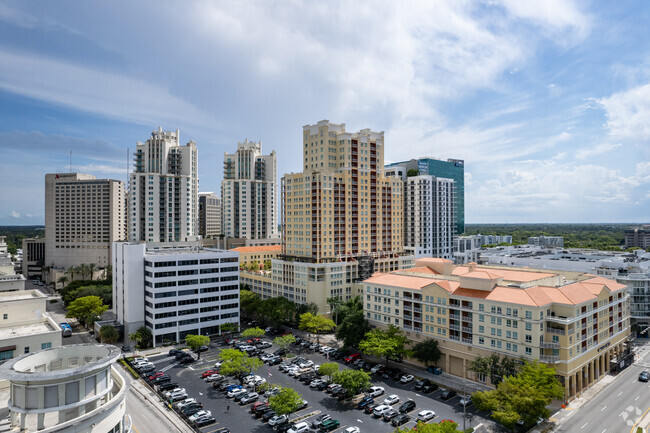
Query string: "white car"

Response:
xmin=243 ymin=374 xmax=262 ymax=384
xmin=239 ymin=392 xmax=259 ymax=404
xmin=367 ymin=386 xmax=385 ymax=398
xmin=459 ymin=395 xmax=472 ymax=407
xmin=268 ymin=414 xmax=289 ymax=426
xmin=298 ymin=360 xmax=314 ymax=368
xmin=132 ymin=357 xmax=149 ymax=363
xmin=400 ymin=374 xmax=415 ymax=384
xmin=383 ymin=394 xmax=400 ymax=405
xmin=373 ymin=405 xmax=392 ymax=417
xmin=173 ymin=398 xmax=197 ymax=409
xmin=309 ymin=343 xmax=318 ymax=350
xmin=168 ymin=390 xmax=187 ymax=401
xmin=370 ymin=364 xmax=383 ymax=374
xmin=227 ymin=388 xmax=247 ymax=398
xmin=214 ymin=361 xmax=223 ymax=368
xmin=164 ymin=387 xmax=186 ymax=398
xmin=310 ymin=379 xmax=327 ymax=388
xmin=265 ymin=387 xmax=281 ymax=397
xmin=188 ymin=410 xmax=211 ymax=422
xmin=205 ymin=374 xmax=223 ymax=382
xmin=344 ymin=428 xmax=360 ymax=433
xmin=417 ymin=410 xmax=436 ymax=421
xmin=287 ymin=421 xmax=310 ymax=433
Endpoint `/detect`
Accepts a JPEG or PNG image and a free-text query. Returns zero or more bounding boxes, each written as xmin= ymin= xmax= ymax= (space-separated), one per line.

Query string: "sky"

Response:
xmin=1 ymin=0 xmax=649 ymax=226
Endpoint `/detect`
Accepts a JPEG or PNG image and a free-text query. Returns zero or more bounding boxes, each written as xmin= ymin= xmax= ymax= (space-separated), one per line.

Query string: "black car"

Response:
xmin=414 ymin=379 xmax=432 ymax=391
xmin=422 ymin=383 xmax=439 ymax=394
xmin=294 ymin=337 xmax=303 ymax=344
xmin=382 ymin=368 xmax=401 ymax=380
xmin=268 ymin=356 xmax=282 ymax=366
xmin=193 ymin=345 xmax=209 ymax=353
xmin=179 ymin=356 xmax=194 ymax=364
xmin=392 ymin=414 xmax=410 ymax=427
xmin=254 ymin=404 xmax=271 ymax=416
xmin=399 ymin=400 xmax=416 ymax=413
xmin=640 ymin=371 xmax=650 ymax=382
xmin=357 ymin=396 xmax=374 ymax=409
xmin=261 ymin=410 xmax=277 ymax=421
xmin=168 ymin=349 xmax=181 ymax=356
xmin=276 ymin=422 xmax=294 ymax=433
xmin=194 ymin=416 xmax=216 ymax=427
xmin=175 ymin=352 xmax=190 ymax=360
xmin=329 ymin=350 xmax=343 ymax=360
xmin=158 ymin=382 xmax=179 ymax=391
xmin=121 ymin=345 xmax=132 ymax=352
xmin=153 ymin=375 xmax=171 ymax=384
xmin=274 ymin=348 xmax=288 ymax=356
xmin=364 ymin=403 xmax=379 ymax=414
xmin=181 ymin=406 xmax=203 ymax=417
xmin=440 ymin=389 xmax=457 ymax=400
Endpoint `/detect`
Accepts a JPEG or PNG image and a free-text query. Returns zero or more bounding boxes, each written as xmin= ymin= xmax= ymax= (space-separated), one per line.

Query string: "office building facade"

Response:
xmin=363 ymin=258 xmax=630 ymax=399
xmin=386 ymin=157 xmax=465 ymax=235
xmin=625 ymin=226 xmax=650 ymax=249
xmin=44 ymin=173 xmax=125 ymax=270
xmin=222 ymin=139 xmax=277 ymax=240
xmin=129 ymin=128 xmax=198 ymax=243
xmin=112 ymin=242 xmax=239 ymax=346
xmin=198 ymin=192 xmax=221 ymax=238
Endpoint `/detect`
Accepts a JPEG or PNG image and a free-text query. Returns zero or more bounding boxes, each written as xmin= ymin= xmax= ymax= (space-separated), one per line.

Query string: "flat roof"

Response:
xmin=230 ymin=245 xmax=282 ymax=253
xmin=0 ymin=321 xmax=56 ymax=340
xmin=0 ymin=289 xmax=46 ymax=301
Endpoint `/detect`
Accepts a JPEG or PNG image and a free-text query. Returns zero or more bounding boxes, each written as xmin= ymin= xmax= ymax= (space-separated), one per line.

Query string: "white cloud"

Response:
xmin=575 ymin=142 xmax=621 ymax=159
xmin=599 ymin=83 xmax=650 ymax=142
xmin=10 ymin=210 xmax=20 ymax=219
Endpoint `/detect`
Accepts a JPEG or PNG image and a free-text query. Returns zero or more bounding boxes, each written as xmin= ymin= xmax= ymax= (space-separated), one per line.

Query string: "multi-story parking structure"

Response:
xmin=112 ymin=242 xmax=239 ymax=346
xmin=362 ymin=257 xmax=630 ymax=400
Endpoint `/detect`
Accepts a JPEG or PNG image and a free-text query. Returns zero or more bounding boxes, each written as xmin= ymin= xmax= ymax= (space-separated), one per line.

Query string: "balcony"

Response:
xmin=462 ymin=338 xmax=473 ymax=344
xmin=539 ymin=341 xmax=560 ymax=349
xmin=449 ymin=313 xmax=460 ymax=320
xmin=546 ymin=327 xmax=566 ymax=335
xmin=449 ymin=324 xmax=460 ymax=331
xmin=539 ymin=355 xmax=560 ymax=363
xmin=462 ymin=326 xmax=473 ymax=333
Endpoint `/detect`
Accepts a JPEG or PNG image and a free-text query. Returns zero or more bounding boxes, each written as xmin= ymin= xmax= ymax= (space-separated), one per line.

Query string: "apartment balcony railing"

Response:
xmin=539 ymin=342 xmax=560 ymax=349
xmin=546 ymin=328 xmax=566 ymax=335
xmin=462 ymin=338 xmax=473 ymax=344
xmin=449 ymin=313 xmax=461 ymax=320
xmin=449 ymin=324 xmax=460 ymax=331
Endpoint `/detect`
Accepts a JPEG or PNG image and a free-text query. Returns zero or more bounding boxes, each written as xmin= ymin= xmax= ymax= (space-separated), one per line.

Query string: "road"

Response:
xmin=556 ymin=340 xmax=650 ymax=433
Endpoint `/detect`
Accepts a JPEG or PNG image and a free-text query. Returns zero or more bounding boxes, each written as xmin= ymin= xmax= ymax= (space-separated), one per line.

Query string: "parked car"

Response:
xmin=159 ymin=382 xmax=179 ymax=392
xmin=392 ymin=414 xmax=410 ymax=427
xmin=422 ymin=383 xmax=439 ymax=394
xmin=364 ymin=403 xmax=379 ymax=414
xmin=168 ymin=390 xmax=188 ymax=401
xmin=327 ymin=383 xmax=342 ymax=394
xmin=383 ymin=394 xmax=400 ymax=405
xmin=182 ymin=405 xmax=204 ymax=417
xmin=357 ymin=396 xmax=374 ymax=409
xmin=227 ymin=388 xmax=246 ymax=399
xmin=344 ymin=353 xmax=361 ymax=364
xmin=373 ymin=405 xmax=392 ymax=417
xmin=319 ymin=419 xmax=340 ymax=432
xmin=382 ymin=368 xmax=401 ymax=380
xmin=253 ymin=403 xmax=271 ymax=416
xmin=458 ymin=395 xmax=472 ymax=407
xmin=250 ymin=401 xmax=267 ymax=413
xmin=268 ymin=356 xmax=282 ymax=366
xmin=261 ymin=409 xmax=277 ymax=421
xmin=164 ymin=388 xmax=186 ymax=398
xmin=367 ymin=386 xmax=385 ymax=398
xmin=415 ymin=379 xmax=432 ymax=390
xmin=269 ymin=414 xmax=289 ymax=426
xmin=188 ymin=410 xmax=212 ymax=422
xmin=194 ymin=416 xmax=216 ymax=427
xmin=344 ymin=428 xmax=360 ymax=433
xmin=153 ymin=375 xmax=171 ymax=384
xmin=417 ymin=409 xmax=436 ymax=421
xmin=399 ymin=400 xmax=416 ymax=413
xmin=311 ymin=414 xmax=332 ymax=429
xmin=370 ymin=364 xmax=384 ymax=374
xmin=439 ymin=389 xmax=457 ymax=400
xmin=174 ymin=398 xmax=198 ymax=409
xmin=240 ymin=392 xmax=259 ymax=404
xmin=287 ymin=421 xmax=310 ymax=433
xmin=382 ymin=408 xmax=399 ymax=421
xmin=202 ymin=369 xmax=219 ymax=378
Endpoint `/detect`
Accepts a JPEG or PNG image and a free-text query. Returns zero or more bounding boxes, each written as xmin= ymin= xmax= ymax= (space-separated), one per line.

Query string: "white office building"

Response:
xmin=198 ymin=192 xmax=221 ymax=238
xmin=112 ymin=242 xmax=239 ymax=346
xmin=129 ymin=128 xmax=198 ymax=243
xmin=44 ymin=173 xmax=125 ymax=270
xmin=221 ymin=139 xmax=278 ymax=240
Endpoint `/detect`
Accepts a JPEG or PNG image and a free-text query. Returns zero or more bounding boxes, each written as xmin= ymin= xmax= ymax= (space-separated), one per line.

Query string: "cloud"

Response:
xmin=599 ymin=83 xmax=650 ymax=143
xmin=10 ymin=211 xmax=20 ymax=219
xmin=575 ymin=142 xmax=621 ymax=159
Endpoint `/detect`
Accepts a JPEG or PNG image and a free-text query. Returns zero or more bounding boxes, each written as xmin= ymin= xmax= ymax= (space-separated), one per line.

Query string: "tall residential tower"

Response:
xmin=129 ymin=127 xmax=198 ymax=243
xmin=221 ymin=139 xmax=278 ymax=240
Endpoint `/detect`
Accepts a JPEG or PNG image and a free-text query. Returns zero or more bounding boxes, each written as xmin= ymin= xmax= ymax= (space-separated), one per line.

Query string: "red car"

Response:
xmin=344 ymin=353 xmax=361 ymax=364
xmin=148 ymin=371 xmax=164 ymax=380
xmin=201 ymin=369 xmax=218 ymax=378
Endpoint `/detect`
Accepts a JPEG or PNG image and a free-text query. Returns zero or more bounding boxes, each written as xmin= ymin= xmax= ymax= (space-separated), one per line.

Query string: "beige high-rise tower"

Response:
xmin=44 ymin=173 xmax=125 ymax=270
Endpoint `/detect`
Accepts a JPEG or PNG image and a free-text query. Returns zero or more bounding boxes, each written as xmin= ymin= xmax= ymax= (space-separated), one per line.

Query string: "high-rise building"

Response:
xmin=241 ymin=120 xmax=413 ymax=313
xmin=44 ymin=173 xmax=125 ymax=270
xmin=386 ymin=157 xmax=465 ymax=235
xmin=624 ymin=225 xmax=650 ymax=249
xmin=112 ymin=241 xmax=239 ymax=346
xmin=221 ymin=139 xmax=277 ymax=240
xmin=385 ymin=167 xmax=456 ymax=259
xmin=198 ymin=192 xmax=221 ymax=238
xmin=20 ymin=238 xmax=45 ymax=281
xmin=129 ymin=127 xmax=198 ymax=243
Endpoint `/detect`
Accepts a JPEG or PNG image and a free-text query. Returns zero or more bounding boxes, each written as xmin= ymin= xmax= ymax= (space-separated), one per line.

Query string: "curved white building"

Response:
xmin=0 ymin=344 xmax=129 ymax=433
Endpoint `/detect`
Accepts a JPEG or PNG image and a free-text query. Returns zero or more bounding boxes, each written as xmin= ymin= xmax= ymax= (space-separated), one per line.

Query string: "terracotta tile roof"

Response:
xmin=403 ymin=266 xmax=441 ymax=275
xmin=230 ymin=245 xmax=282 ymax=253
xmin=452 ymin=266 xmax=557 ymax=283
xmin=364 ymin=273 xmax=437 ymax=290
xmin=416 ymin=257 xmax=453 ymax=264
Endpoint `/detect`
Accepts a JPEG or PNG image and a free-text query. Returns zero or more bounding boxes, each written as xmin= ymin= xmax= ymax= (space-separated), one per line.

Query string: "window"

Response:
xmin=525 ymin=323 xmax=532 ymax=331
xmin=525 ymin=334 xmax=532 ymax=343
xmin=41 ymin=342 xmax=52 ymax=350
xmin=0 ymin=349 xmax=13 ymax=364
xmin=478 ymin=337 xmax=484 ymax=345
xmin=24 ymin=347 xmax=30 ymax=354
xmin=525 ymin=310 xmax=532 ymax=319
xmin=525 ymin=347 xmax=532 ymax=355
xmin=2 ymin=313 xmax=6 ymax=320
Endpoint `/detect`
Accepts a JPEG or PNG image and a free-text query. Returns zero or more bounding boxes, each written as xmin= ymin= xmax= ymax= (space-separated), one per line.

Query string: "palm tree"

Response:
xmin=78 ymin=263 xmax=90 ymax=281
xmin=327 ymin=296 xmax=344 ymax=325
xmin=88 ymin=263 xmax=97 ymax=281
xmin=102 ymin=264 xmax=112 ymax=281
xmin=65 ymin=266 xmax=76 ymax=282
xmin=57 ymin=276 xmax=68 ymax=290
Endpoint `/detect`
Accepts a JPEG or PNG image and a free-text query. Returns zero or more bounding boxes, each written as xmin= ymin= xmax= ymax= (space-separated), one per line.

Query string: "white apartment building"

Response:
xmin=44 ymin=173 xmax=125 ymax=270
xmin=112 ymin=242 xmax=239 ymax=346
xmin=0 ymin=289 xmax=61 ymax=366
xmin=129 ymin=128 xmax=198 ymax=243
xmin=198 ymin=192 xmax=221 ymax=238
xmin=385 ymin=167 xmax=456 ymax=260
xmin=221 ymin=139 xmax=278 ymax=240
xmin=0 ymin=344 xmax=129 ymax=433
xmin=0 ymin=236 xmax=25 ymax=292
xmin=529 ymin=236 xmax=564 ymax=247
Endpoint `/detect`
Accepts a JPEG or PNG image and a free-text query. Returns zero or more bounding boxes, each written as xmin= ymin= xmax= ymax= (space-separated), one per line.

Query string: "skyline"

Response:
xmin=1 ymin=1 xmax=649 ymax=226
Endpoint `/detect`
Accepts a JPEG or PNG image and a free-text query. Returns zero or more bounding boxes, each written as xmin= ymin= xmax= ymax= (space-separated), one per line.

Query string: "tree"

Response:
xmin=88 ymin=263 xmax=97 ymax=280
xmin=318 ymin=362 xmax=339 ymax=380
xmin=411 ymin=339 xmax=442 ymax=367
xmin=62 ymin=285 xmax=112 ymax=308
xmin=129 ymin=326 xmax=153 ymax=349
xmin=185 ymin=334 xmax=210 ymax=359
xmin=264 ymin=260 xmax=272 ymax=271
xmin=65 ymin=295 xmax=108 ymax=327
xmin=242 ymin=326 xmax=265 ymax=339
xmin=65 ymin=266 xmax=77 ymax=282
xmin=102 ymin=264 xmax=112 ymax=281
xmin=260 ymin=297 xmax=296 ymax=327
xmin=298 ymin=313 xmax=335 ymax=345
xmin=396 ymin=420 xmax=462 ymax=432
xmin=358 ymin=324 xmax=408 ymax=365
xmin=220 ymin=322 xmax=239 ymax=335
xmin=268 ymin=387 xmax=304 ymax=418
xmin=274 ymin=334 xmax=296 ymax=353
xmin=294 ymin=302 xmax=319 ymax=323
xmin=57 ymin=276 xmax=69 ymax=290
xmin=99 ymin=325 xmax=118 ymax=343
xmin=326 ymin=296 xmax=344 ymax=325
xmin=407 ymin=168 xmax=419 ymax=177
xmin=472 ymin=360 xmax=564 ymax=432
xmin=240 ymin=289 xmax=262 ymax=320
xmin=332 ymin=369 xmax=371 ymax=398
xmin=218 ymin=348 xmax=263 ymax=383
xmin=336 ymin=308 xmax=371 ymax=348
xmin=468 ymin=353 xmax=519 ymax=385
xmin=78 ymin=263 xmax=90 ymax=281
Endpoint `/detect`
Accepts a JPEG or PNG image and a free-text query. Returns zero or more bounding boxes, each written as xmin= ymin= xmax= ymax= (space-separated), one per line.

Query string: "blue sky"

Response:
xmin=1 ymin=0 xmax=649 ymax=226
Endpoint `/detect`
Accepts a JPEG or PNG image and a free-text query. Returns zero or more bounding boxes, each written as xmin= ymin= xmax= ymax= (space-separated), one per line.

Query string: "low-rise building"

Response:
xmin=231 ymin=244 xmax=282 ymax=271
xmin=625 ymin=225 xmax=650 ymax=249
xmin=363 ymin=258 xmax=630 ymax=399
xmin=112 ymin=241 xmax=239 ymax=346
xmin=528 ymin=236 xmax=564 ymax=248
xmin=0 ymin=290 xmax=61 ymax=366
xmin=0 ymin=344 xmax=129 ymax=433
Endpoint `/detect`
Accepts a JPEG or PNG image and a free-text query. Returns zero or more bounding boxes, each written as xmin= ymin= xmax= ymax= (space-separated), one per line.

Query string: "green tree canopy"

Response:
xmin=407 ymin=168 xmax=419 ymax=177
xmin=129 ymin=326 xmax=153 ymax=349
xmin=331 ymin=369 xmax=371 ymax=398
xmin=260 ymin=297 xmax=296 ymax=326
xmin=411 ymin=339 xmax=442 ymax=367
xmin=273 ymin=334 xmax=296 ymax=352
xmin=396 ymin=420 xmax=462 ymax=432
xmin=468 ymin=353 xmax=518 ymax=385
xmin=240 ymin=289 xmax=262 ymax=320
xmin=472 ymin=360 xmax=564 ymax=431
xmin=358 ymin=324 xmax=408 ymax=365
xmin=65 ymin=295 xmax=108 ymax=327
xmin=99 ymin=325 xmax=119 ymax=344
xmin=185 ymin=334 xmax=210 ymax=359
xmin=299 ymin=313 xmax=335 ymax=345
xmin=326 ymin=296 xmax=344 ymax=325
xmin=335 ymin=308 xmax=371 ymax=348
xmin=242 ymin=326 xmax=266 ymax=339
xmin=268 ymin=387 xmax=304 ymax=417
xmin=294 ymin=302 xmax=319 ymax=323
xmin=218 ymin=348 xmax=263 ymax=383
xmin=62 ymin=284 xmax=112 ymax=308
xmin=318 ymin=362 xmax=340 ymax=380
xmin=220 ymin=322 xmax=239 ymax=335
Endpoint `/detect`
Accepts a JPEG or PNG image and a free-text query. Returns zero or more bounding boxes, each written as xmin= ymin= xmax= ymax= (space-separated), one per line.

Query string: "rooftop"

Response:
xmin=230 ymin=245 xmax=282 ymax=253
xmin=0 ymin=321 xmax=57 ymax=340
xmin=0 ymin=289 xmax=46 ymax=301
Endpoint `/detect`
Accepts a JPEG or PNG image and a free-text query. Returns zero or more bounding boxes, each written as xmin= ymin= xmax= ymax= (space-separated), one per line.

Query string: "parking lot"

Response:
xmin=133 ymin=336 xmax=493 ymax=433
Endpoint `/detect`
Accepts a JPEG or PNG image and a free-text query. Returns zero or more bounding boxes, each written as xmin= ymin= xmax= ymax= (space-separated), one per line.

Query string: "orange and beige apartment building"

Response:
xmin=363 ymin=257 xmax=631 ymax=399
xmin=232 ymin=244 xmax=282 ymax=270
xmin=240 ymin=120 xmax=414 ymax=313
